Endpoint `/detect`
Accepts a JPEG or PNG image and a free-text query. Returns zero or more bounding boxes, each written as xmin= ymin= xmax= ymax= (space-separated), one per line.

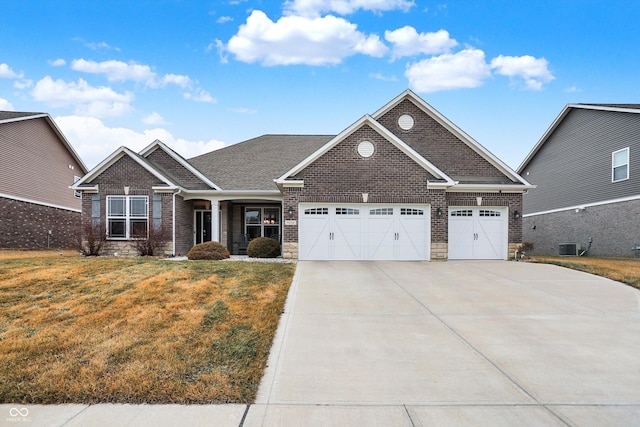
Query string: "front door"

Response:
xmin=195 ymin=210 xmax=212 ymax=245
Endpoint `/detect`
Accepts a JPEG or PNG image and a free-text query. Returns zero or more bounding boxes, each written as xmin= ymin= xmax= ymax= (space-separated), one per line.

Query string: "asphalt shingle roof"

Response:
xmin=0 ymin=111 xmax=45 ymax=121
xmin=188 ymin=134 xmax=334 ymax=191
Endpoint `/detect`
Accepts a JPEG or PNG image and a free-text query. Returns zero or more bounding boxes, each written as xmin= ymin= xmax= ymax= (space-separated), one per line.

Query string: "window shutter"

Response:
xmin=91 ymin=194 xmax=101 ymax=226
xmin=153 ymin=194 xmax=162 ymax=231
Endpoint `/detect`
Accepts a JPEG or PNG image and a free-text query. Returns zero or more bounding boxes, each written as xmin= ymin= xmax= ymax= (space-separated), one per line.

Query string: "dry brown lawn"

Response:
xmin=532 ymin=256 xmax=640 ymax=290
xmin=0 ymin=250 xmax=295 ymax=404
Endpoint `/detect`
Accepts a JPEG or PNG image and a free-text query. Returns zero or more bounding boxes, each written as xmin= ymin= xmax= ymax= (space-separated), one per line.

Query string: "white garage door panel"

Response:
xmin=299 ymin=204 xmax=430 ymax=261
xmin=299 ymin=208 xmax=330 ymax=260
xmin=397 ymin=210 xmax=429 ymax=260
xmin=448 ymin=208 xmax=507 ymax=260
xmin=333 ymin=209 xmax=363 ymax=260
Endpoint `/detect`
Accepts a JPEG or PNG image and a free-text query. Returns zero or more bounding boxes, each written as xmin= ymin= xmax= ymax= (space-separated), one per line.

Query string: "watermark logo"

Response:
xmin=6 ymin=407 xmax=31 ymax=423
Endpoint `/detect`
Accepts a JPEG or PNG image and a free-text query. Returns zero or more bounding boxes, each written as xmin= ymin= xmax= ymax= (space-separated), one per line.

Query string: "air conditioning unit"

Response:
xmin=559 ymin=243 xmax=579 ymax=256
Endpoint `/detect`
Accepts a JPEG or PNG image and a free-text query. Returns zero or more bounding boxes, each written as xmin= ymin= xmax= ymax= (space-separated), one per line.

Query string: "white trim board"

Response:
xmin=523 ymin=194 xmax=640 ymax=218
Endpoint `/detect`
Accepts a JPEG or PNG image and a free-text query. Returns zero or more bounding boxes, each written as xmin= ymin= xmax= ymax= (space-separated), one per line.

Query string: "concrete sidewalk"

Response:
xmin=3 ymin=261 xmax=640 ymax=426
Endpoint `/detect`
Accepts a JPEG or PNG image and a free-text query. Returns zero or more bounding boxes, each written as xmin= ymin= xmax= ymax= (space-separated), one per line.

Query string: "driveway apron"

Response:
xmin=248 ymin=261 xmax=640 ymax=426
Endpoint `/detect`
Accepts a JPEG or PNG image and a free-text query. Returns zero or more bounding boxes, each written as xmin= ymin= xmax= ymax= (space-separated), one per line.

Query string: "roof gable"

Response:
xmin=0 ymin=112 xmax=88 ymax=174
xmin=276 ymin=114 xmax=455 ymax=187
xmin=140 ymin=140 xmax=221 ymax=190
xmin=72 ymin=146 xmax=176 ymax=191
xmin=373 ymin=90 xmax=530 ymax=186
xmin=518 ymin=104 xmax=640 ymax=173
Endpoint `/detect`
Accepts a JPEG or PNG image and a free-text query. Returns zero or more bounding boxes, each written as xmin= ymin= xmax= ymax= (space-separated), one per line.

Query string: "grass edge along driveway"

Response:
xmin=0 ymin=251 xmax=295 ymax=404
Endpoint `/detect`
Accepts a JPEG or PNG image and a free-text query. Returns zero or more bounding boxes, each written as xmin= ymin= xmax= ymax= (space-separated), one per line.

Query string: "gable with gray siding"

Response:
xmin=520 ymin=107 xmax=640 ymax=214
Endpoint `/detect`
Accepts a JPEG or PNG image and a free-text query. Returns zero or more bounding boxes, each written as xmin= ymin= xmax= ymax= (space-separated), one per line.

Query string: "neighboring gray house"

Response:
xmin=0 ymin=111 xmax=88 ymax=249
xmin=73 ymin=90 xmax=532 ymax=260
xmin=518 ymin=103 xmax=640 ymax=257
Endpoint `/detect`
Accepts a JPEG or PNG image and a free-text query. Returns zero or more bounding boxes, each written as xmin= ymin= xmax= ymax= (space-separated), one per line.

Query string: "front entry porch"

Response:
xmin=186 ymin=197 xmax=283 ymax=256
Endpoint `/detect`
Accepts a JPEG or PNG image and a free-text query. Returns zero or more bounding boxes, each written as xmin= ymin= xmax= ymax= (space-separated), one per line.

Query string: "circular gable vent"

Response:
xmin=398 ymin=114 xmax=414 ymax=130
xmin=357 ymin=141 xmax=375 ymax=158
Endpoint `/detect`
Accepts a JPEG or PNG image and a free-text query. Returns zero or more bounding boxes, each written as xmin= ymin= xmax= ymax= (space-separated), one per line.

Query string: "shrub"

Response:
xmin=77 ymin=220 xmax=106 ymax=256
xmin=134 ymin=226 xmax=169 ymax=256
xmin=520 ymin=241 xmax=534 ymax=253
xmin=187 ymin=241 xmax=230 ymax=260
xmin=247 ymin=237 xmax=281 ymax=258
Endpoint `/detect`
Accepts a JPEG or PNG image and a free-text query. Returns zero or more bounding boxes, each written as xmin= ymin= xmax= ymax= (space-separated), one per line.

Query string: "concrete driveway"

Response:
xmin=248 ymin=261 xmax=640 ymax=426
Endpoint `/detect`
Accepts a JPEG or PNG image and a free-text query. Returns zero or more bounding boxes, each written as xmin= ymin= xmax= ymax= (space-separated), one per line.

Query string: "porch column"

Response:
xmin=209 ymin=198 xmax=220 ymax=242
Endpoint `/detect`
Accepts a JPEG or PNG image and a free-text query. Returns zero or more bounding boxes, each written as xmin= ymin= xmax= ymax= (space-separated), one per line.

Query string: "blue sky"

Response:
xmin=2 ymin=0 xmax=639 ymax=170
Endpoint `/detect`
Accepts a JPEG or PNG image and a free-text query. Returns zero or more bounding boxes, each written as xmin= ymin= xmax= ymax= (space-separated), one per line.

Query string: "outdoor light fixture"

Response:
xmin=287 ymin=206 xmax=294 ymax=218
xmin=513 ymin=210 xmax=520 ymax=219
xmin=436 ymin=207 xmax=442 ymax=216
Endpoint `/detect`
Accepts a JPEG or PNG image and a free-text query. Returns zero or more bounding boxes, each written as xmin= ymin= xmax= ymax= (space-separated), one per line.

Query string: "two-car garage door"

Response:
xmin=299 ymin=204 xmax=430 ymax=261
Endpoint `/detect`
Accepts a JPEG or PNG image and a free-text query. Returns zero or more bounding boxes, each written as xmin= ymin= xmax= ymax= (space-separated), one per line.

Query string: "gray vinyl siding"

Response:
xmin=521 ymin=109 xmax=640 ymax=214
xmin=0 ymin=118 xmax=84 ymax=211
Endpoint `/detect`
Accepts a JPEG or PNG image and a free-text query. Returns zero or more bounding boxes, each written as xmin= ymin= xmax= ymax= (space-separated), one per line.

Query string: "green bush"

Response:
xmin=186 ymin=241 xmax=230 ymax=260
xmin=247 ymin=237 xmax=281 ymax=258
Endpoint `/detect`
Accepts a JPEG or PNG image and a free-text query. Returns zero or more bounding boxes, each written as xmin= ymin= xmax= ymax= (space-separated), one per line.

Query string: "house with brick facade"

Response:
xmin=0 ymin=111 xmax=88 ymax=249
xmin=72 ymin=90 xmax=532 ymax=259
xmin=518 ymin=103 xmax=640 ymax=257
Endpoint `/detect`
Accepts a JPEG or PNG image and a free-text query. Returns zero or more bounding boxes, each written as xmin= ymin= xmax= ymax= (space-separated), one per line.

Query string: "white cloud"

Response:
xmin=405 ymin=48 xmax=491 ymax=93
xmin=284 ymin=0 xmax=415 ymax=17
xmin=13 ymin=79 xmax=33 ymax=89
xmin=368 ymin=72 xmax=398 ymax=82
xmin=143 ymin=112 xmax=167 ymax=125
xmin=565 ymin=86 xmax=582 ymax=93
xmin=226 ymin=10 xmax=387 ymax=66
xmin=217 ymin=16 xmax=233 ymax=23
xmin=0 ymin=63 xmax=22 ymax=79
xmin=228 ymin=107 xmax=257 ymax=114
xmin=71 ymin=59 xmax=156 ymax=85
xmin=71 ymin=59 xmax=194 ymax=89
xmin=73 ymin=38 xmax=121 ymax=52
xmin=490 ymin=55 xmax=554 ymax=90
xmin=162 ymin=73 xmax=193 ymax=88
xmin=32 ymin=76 xmax=134 ymax=117
xmin=50 ymin=59 xmax=67 ymax=67
xmin=184 ymin=89 xmax=217 ymax=103
xmin=0 ymin=97 xmax=14 ymax=110
xmin=55 ymin=115 xmax=226 ymax=169
xmin=385 ymin=27 xmax=458 ymax=59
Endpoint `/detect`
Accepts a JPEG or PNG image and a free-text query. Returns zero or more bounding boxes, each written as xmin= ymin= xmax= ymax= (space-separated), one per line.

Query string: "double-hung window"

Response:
xmin=107 ymin=195 xmax=148 ymax=239
xmin=612 ymin=147 xmax=629 ymax=182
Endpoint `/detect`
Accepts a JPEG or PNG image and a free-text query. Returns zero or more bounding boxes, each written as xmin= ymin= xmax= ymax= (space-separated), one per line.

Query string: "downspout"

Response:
xmin=173 ymin=189 xmax=181 ymax=256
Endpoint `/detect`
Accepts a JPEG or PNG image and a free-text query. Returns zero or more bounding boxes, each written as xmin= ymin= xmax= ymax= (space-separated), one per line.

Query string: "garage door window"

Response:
xmin=479 ymin=210 xmax=501 ymax=217
xmin=304 ymin=208 xmax=328 ymax=215
xmin=401 ymin=208 xmax=424 ymax=216
xmin=336 ymin=208 xmax=359 ymax=215
xmin=451 ymin=210 xmax=472 ymax=217
xmin=370 ymin=208 xmax=393 ymax=215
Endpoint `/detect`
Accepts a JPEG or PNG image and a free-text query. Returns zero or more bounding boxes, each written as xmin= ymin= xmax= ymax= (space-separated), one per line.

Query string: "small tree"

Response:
xmin=134 ymin=226 xmax=169 ymax=256
xmin=77 ymin=220 xmax=106 ymax=256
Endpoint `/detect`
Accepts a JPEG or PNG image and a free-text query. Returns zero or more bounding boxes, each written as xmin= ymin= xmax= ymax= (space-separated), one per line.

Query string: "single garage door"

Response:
xmin=299 ymin=204 xmax=430 ymax=261
xmin=448 ymin=207 xmax=507 ymax=260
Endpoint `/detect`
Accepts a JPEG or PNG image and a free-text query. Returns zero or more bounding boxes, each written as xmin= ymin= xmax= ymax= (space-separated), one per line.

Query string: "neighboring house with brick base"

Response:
xmin=73 ymin=90 xmax=532 ymax=260
xmin=518 ymin=103 xmax=640 ymax=257
xmin=0 ymin=111 xmax=88 ymax=249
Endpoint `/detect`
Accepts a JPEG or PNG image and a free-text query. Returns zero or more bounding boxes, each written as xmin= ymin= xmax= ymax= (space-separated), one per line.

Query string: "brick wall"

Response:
xmin=523 ymin=198 xmax=640 ymax=257
xmin=0 ymin=196 xmax=81 ymax=249
xmin=145 ymin=148 xmax=209 ymax=189
xmin=81 ymin=155 xmax=176 ymax=256
xmin=376 ymin=99 xmax=512 ymax=182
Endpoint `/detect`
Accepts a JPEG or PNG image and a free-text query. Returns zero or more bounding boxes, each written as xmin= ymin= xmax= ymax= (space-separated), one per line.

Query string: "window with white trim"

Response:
xmin=451 ymin=210 xmax=473 ymax=217
xmin=107 ymin=195 xmax=148 ymax=239
xmin=304 ymin=208 xmax=328 ymax=215
xmin=401 ymin=208 xmax=424 ymax=216
xmin=370 ymin=208 xmax=393 ymax=215
xmin=612 ymin=147 xmax=629 ymax=182
xmin=336 ymin=208 xmax=359 ymax=215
